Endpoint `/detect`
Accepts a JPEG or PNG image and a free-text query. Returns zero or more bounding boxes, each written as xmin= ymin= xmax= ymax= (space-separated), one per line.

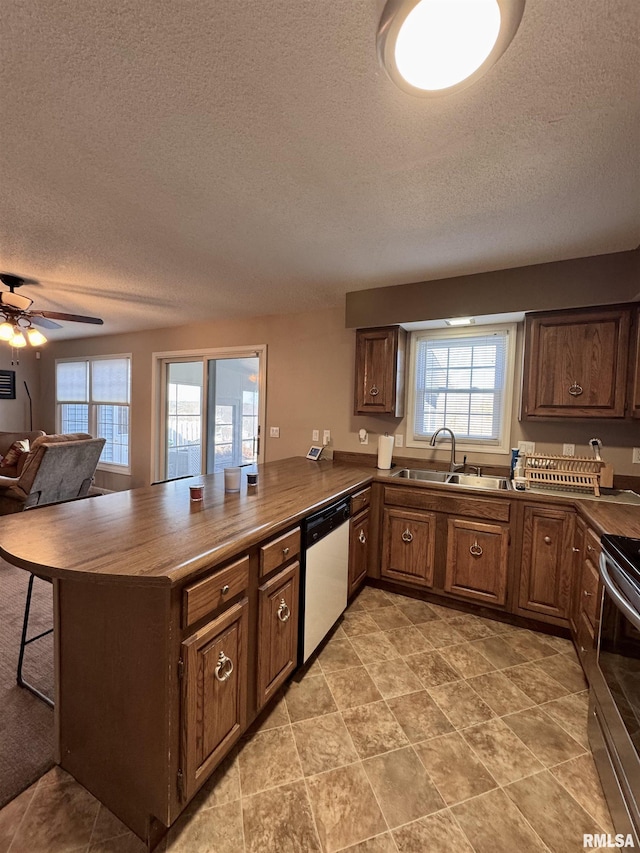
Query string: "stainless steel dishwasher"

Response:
xmin=299 ymin=497 xmax=351 ymax=663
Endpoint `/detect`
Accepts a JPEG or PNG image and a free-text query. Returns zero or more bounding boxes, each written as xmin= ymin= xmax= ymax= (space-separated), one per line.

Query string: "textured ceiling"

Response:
xmin=1 ymin=0 xmax=638 ymax=339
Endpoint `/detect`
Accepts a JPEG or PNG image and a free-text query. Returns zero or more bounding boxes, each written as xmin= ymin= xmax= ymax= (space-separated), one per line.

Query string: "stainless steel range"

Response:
xmin=589 ymin=535 xmax=640 ymax=844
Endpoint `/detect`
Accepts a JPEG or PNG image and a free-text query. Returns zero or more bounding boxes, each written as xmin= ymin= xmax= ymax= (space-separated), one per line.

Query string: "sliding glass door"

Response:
xmin=157 ymin=348 xmax=264 ymax=482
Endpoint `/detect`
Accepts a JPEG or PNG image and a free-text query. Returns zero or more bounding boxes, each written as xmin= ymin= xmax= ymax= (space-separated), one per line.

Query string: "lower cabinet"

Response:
xmin=519 ymin=503 xmax=575 ymax=620
xmin=180 ymin=598 xmax=249 ymax=801
xmin=349 ymin=509 xmax=370 ymax=596
xmin=381 ymin=507 xmax=436 ymax=588
xmin=445 ymin=518 xmax=509 ymax=606
xmin=256 ymin=562 xmax=299 ymax=710
xmin=572 ymin=521 xmax=602 ymax=670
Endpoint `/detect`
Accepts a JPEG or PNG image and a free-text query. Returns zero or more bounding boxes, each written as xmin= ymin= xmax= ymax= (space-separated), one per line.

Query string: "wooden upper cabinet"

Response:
xmin=519 ymin=504 xmax=575 ymax=620
xmin=522 ymin=304 xmax=632 ymax=418
xmin=354 ymin=326 xmax=406 ymax=416
xmin=630 ymin=305 xmax=640 ymax=419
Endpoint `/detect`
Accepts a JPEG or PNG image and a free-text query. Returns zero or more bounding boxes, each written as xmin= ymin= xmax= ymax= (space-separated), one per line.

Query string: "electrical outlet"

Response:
xmin=269 ymin=426 xmax=280 ymax=438
xmin=518 ymin=440 xmax=535 ymax=456
xmin=322 ymin=430 xmax=331 ymax=446
xmin=395 ymin=434 xmax=403 ymax=447
xmin=562 ymin=443 xmax=575 ymax=456
xmin=312 ymin=429 xmax=319 ymax=442
xmin=633 ymin=448 xmax=640 ymax=464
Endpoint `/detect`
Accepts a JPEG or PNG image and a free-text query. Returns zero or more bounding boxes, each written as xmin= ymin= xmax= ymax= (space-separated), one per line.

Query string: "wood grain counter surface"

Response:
xmin=0 ymin=457 xmax=372 ymax=586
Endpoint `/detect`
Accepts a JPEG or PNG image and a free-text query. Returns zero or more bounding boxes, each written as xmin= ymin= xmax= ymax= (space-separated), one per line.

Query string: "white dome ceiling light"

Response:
xmin=378 ymin=0 xmax=526 ymax=96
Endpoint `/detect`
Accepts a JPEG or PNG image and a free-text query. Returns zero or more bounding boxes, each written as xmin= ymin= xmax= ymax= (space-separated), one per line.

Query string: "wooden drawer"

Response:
xmin=585 ymin=528 xmax=601 ymax=564
xmin=260 ymin=527 xmax=301 ymax=578
xmin=383 ymin=485 xmax=510 ymax=522
xmin=183 ymin=556 xmax=250 ymax=628
xmin=351 ymin=487 xmax=371 ymax=515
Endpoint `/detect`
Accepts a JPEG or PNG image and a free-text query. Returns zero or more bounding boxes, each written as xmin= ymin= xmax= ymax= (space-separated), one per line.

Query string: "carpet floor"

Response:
xmin=0 ymin=558 xmax=54 ymax=809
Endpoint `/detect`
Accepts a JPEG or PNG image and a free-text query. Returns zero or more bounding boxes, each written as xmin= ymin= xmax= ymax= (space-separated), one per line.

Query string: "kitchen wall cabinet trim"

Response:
xmin=354 ymin=326 xmax=406 ymax=416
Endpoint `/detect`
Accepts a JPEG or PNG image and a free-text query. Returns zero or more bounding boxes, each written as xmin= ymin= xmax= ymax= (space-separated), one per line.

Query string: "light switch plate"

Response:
xmin=312 ymin=429 xmax=319 ymax=442
xmin=633 ymin=448 xmax=640 ymax=464
xmin=323 ymin=430 xmax=331 ymax=446
xmin=518 ymin=440 xmax=535 ymax=456
xmin=270 ymin=426 xmax=280 ymax=438
xmin=395 ymin=434 xmax=403 ymax=447
xmin=562 ymin=443 xmax=575 ymax=456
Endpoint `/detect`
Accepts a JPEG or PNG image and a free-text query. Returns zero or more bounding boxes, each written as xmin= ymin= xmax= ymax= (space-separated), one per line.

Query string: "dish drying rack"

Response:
xmin=523 ymin=454 xmax=606 ymax=496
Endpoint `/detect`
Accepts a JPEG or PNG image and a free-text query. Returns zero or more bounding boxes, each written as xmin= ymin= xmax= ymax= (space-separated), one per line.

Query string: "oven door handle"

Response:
xmin=600 ymin=553 xmax=640 ymax=633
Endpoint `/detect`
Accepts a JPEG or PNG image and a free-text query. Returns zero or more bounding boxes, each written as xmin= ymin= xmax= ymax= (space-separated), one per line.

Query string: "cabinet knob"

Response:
xmin=568 ymin=382 xmax=583 ymax=397
xmin=469 ymin=541 xmax=483 ymax=557
xmin=369 ymin=385 xmax=380 ymax=397
xmin=401 ymin=529 xmax=413 ymax=543
xmin=282 ymin=547 xmax=290 ymax=556
xmin=584 ymin=589 xmax=593 ymax=597
xmin=221 ymin=584 xmax=230 ymax=595
xmin=277 ymin=598 xmax=291 ymax=622
xmin=358 ymin=529 xmax=367 ymax=545
xmin=214 ymin=651 xmax=234 ymax=682
xmin=544 ymin=536 xmax=552 ymax=544
xmin=572 ymin=547 xmax=580 ymax=553
xmin=586 ymin=544 xmax=594 ymax=553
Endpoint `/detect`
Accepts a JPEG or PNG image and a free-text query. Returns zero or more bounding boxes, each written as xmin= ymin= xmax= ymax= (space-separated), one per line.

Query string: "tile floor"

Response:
xmin=0 ymin=586 xmax=614 ymax=853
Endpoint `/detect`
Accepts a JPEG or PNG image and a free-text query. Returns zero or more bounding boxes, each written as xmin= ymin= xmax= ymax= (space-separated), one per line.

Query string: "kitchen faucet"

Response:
xmin=429 ymin=427 xmax=462 ymax=473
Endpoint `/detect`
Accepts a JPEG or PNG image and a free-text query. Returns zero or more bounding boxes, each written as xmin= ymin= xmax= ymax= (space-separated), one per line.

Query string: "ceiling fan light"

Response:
xmin=0 ymin=291 xmax=33 ymax=311
xmin=0 ymin=321 xmax=14 ymax=341
xmin=26 ymin=327 xmax=47 ymax=346
xmin=9 ymin=328 xmax=27 ymax=348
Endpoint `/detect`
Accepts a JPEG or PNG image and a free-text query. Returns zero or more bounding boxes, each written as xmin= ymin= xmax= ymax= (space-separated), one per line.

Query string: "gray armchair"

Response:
xmin=0 ymin=432 xmax=106 ymax=515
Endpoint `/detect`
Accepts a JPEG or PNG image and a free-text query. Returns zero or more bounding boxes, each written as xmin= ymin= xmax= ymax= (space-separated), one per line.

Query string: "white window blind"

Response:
xmin=413 ymin=329 xmax=509 ymax=445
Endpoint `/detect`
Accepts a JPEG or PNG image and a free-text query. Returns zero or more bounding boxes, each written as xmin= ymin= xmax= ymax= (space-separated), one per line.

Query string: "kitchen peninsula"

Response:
xmin=1 ymin=455 xmax=639 ymax=849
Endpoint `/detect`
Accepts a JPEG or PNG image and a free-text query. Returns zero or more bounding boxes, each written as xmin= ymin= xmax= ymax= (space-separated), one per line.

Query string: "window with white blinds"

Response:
xmin=56 ymin=355 xmax=131 ymax=471
xmin=408 ymin=325 xmax=515 ymax=452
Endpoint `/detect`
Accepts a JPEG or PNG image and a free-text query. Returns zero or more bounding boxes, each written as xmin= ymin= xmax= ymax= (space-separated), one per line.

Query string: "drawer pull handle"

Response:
xmin=544 ymin=536 xmax=552 ymax=545
xmin=358 ymin=529 xmax=367 ymax=545
xmin=277 ymin=598 xmax=291 ymax=622
xmin=214 ymin=651 xmax=234 ymax=683
xmin=586 ymin=544 xmax=594 ymax=553
xmin=401 ymin=529 xmax=413 ymax=543
xmin=469 ymin=541 xmax=483 ymax=557
xmin=282 ymin=547 xmax=290 ymax=556
xmin=568 ymin=382 xmax=583 ymax=397
xmin=369 ymin=385 xmax=380 ymax=397
xmin=572 ymin=547 xmax=580 ymax=553
xmin=221 ymin=584 xmax=230 ymax=595
xmin=584 ymin=589 xmax=593 ymax=597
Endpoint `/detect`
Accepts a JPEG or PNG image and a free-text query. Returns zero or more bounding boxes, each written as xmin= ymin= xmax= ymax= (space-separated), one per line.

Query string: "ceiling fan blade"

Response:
xmin=31 ymin=315 xmax=63 ymax=330
xmin=38 ymin=311 xmax=104 ymax=325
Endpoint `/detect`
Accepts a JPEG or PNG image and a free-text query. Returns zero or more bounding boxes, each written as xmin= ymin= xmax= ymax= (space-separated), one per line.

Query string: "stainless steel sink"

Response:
xmin=390 ymin=469 xmax=510 ymax=490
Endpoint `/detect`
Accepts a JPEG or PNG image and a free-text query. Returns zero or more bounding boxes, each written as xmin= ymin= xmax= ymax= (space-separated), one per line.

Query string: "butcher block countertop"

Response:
xmin=0 ymin=457 xmax=371 ymax=586
xmin=1 ymin=456 xmax=638 ymax=587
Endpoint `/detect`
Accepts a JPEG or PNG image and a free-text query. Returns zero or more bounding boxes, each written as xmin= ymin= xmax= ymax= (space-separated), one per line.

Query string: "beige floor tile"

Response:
xmin=536 ymin=653 xmax=589 ymax=693
xmin=340 ymin=832 xmax=397 ymax=852
xmin=428 ymin=680 xmax=495 ymax=729
xmin=307 ymin=763 xmax=387 ymax=853
xmin=90 ymin=805 xmax=141 ymax=844
xmin=503 ymin=661 xmax=571 ymax=704
xmin=404 ymin=650 xmax=461 ymax=688
xmin=461 ymin=718 xmax=544 ymax=785
xmin=0 ymin=786 xmax=36 ymax=853
xmin=392 ymin=809 xmax=475 ymax=853
xmin=8 ymin=772 xmax=100 ymax=853
xmin=285 ymin=674 xmax=338 ymax=722
xmin=238 ymin=726 xmax=303 ymax=796
xmin=413 ymin=732 xmax=497 ymax=805
xmin=502 ymin=706 xmax=586 ymax=767
xmin=550 ymin=753 xmax=615 ymax=832
xmin=246 ymin=693 xmax=289 ymax=733
xmin=318 ymin=637 xmax=363 ymax=673
xmin=446 ymin=614 xmax=495 ymax=640
xmin=541 ymin=633 xmax=575 ymax=654
xmin=242 ymin=780 xmax=321 ymax=853
xmin=353 ymin=587 xmax=395 ymax=611
xmin=350 ymin=632 xmax=399 ymax=664
xmin=416 ymin=620 xmax=466 ymax=648
xmin=325 ymin=666 xmax=383 ymax=710
xmin=363 ymin=746 xmax=445 ymax=828
xmin=386 ymin=689 xmax=454 ymax=743
xmin=503 ymin=628 xmax=561 ymax=661
xmin=395 ymin=600 xmax=440 ymax=625
xmin=504 ymin=770 xmax=603 ymax=852
xmin=89 ymin=832 xmax=151 ymax=852
xmin=473 ymin=615 xmax=517 ymax=636
xmin=451 ymin=788 xmax=547 ymax=853
xmin=541 ymin=691 xmax=590 ymax=749
xmin=341 ymin=612 xmax=382 ymax=637
xmin=369 ymin=606 xmax=413 ymax=631
xmin=465 ymin=670 xmax=534 ymax=716
xmin=305 ymin=656 xmax=324 ymax=677
xmin=184 ymin=749 xmax=240 ymax=814
xmin=292 ymin=712 xmax=359 ymax=776
xmin=383 ymin=626 xmax=432 ymax=657
xmin=438 ymin=642 xmax=496 ymax=678
xmin=472 ymin=636 xmax=528 ymax=669
xmin=365 ymin=658 xmax=424 ymax=699
xmin=342 ymin=700 xmax=410 ymax=758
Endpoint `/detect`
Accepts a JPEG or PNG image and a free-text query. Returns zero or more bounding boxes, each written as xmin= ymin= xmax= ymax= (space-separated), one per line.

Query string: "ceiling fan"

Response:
xmin=0 ymin=272 xmax=103 ymax=348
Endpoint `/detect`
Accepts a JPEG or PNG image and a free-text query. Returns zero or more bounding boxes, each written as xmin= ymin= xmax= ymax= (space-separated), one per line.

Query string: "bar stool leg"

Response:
xmin=16 ymin=574 xmax=54 ymax=708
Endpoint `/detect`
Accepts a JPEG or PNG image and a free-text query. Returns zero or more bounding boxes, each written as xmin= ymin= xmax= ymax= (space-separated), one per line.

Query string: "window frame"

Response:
xmin=405 ymin=323 xmax=517 ymax=455
xmin=55 ymin=353 xmax=132 ymax=474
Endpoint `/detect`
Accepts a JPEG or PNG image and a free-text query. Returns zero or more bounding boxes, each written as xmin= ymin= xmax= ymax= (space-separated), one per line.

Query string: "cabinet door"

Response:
xmin=445 ymin=518 xmax=509 ymax=606
xmin=181 ymin=598 xmax=248 ymax=801
xmin=631 ymin=306 xmax=640 ymax=419
xmin=381 ymin=508 xmax=435 ymax=588
xmin=257 ymin=563 xmax=299 ymax=710
xmin=519 ymin=505 xmax=575 ymax=619
xmin=349 ymin=509 xmax=370 ymax=597
xmin=522 ymin=306 xmax=631 ymax=418
xmin=354 ymin=326 xmax=406 ymax=416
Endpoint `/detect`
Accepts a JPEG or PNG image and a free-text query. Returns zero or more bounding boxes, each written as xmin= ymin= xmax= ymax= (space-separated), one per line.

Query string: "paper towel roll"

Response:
xmin=377 ymin=434 xmax=394 ymax=469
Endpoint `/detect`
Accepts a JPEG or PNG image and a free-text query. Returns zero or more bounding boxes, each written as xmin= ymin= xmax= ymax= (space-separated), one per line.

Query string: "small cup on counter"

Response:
xmin=189 ymin=484 xmax=204 ymax=501
xmin=246 ymin=472 xmax=258 ymax=487
xmin=224 ymin=467 xmax=242 ymax=492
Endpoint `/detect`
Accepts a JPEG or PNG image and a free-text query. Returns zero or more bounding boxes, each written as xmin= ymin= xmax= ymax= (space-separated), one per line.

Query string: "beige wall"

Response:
xmin=0 ymin=348 xmax=41 ymax=432
xmin=37 ymin=299 xmax=639 ymax=490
